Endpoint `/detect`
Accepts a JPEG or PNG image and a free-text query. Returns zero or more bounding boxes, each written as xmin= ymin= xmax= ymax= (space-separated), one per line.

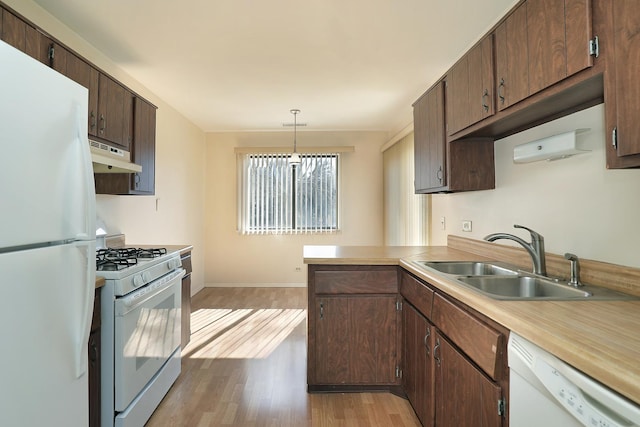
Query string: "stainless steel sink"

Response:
xmin=457 ymin=275 xmax=589 ymax=299
xmin=409 ymin=260 xmax=639 ymax=301
xmin=456 ymin=275 xmax=639 ymax=301
xmin=417 ymin=261 xmax=518 ymax=276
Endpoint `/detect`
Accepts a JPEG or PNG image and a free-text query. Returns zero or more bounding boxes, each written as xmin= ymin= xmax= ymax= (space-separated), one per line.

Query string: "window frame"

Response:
xmin=237 ymin=152 xmax=341 ymax=235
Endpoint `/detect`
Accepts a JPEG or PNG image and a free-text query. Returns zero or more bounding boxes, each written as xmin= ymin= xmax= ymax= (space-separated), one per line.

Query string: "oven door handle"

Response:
xmin=115 ymin=268 xmax=185 ymax=316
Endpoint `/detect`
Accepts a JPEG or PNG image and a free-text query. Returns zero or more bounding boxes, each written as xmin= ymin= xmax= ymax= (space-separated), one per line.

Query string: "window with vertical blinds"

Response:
xmin=383 ymin=132 xmax=429 ymax=245
xmin=239 ymin=153 xmax=339 ymax=234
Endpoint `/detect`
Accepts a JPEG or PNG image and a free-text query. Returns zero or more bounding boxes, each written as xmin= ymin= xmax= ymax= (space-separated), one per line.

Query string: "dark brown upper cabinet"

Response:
xmin=131 ymin=97 xmax=156 ymax=194
xmin=495 ymin=0 xmax=593 ymax=111
xmin=414 ymin=81 xmax=495 ymax=194
xmin=97 ymin=74 xmax=133 ymax=151
xmin=49 ymin=42 xmax=100 ymax=137
xmin=413 ymin=81 xmax=446 ymax=192
xmin=49 ymin=41 xmax=133 ymax=152
xmin=529 ymin=0 xmax=594 ymax=92
xmin=495 ymin=3 xmax=529 ymax=111
xmin=1 ymin=7 xmax=48 ymax=64
xmin=95 ymin=96 xmax=156 ymax=195
xmin=447 ymin=35 xmax=495 ymax=136
xmin=604 ymin=0 xmax=640 ymax=168
xmin=1 ymin=1 xmax=158 ymax=191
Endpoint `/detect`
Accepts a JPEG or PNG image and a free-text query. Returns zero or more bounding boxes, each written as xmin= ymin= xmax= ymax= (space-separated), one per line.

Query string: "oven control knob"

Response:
xmin=143 ymin=271 xmax=152 ymax=282
xmin=168 ymin=259 xmax=179 ymax=270
xmin=133 ymin=275 xmax=144 ymax=288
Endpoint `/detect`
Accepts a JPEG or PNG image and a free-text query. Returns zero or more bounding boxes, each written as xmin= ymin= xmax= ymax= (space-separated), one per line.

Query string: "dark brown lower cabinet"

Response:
xmin=309 ymin=266 xmax=507 ymax=424
xmin=307 ymin=265 xmax=401 ymax=391
xmin=181 ymin=251 xmax=192 ymax=348
xmin=434 ymin=332 xmax=502 ymax=427
xmin=403 ymin=302 xmax=435 ymax=427
xmin=314 ymin=295 xmax=398 ymax=385
xmin=400 ymin=270 xmax=508 ymax=427
xmin=89 ymin=288 xmax=101 ymax=427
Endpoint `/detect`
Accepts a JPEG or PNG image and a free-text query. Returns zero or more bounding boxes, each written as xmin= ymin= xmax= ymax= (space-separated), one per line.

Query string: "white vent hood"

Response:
xmin=90 ymin=140 xmax=142 ymax=173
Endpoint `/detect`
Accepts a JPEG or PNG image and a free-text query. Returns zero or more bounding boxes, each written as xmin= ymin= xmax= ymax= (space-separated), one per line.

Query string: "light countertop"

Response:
xmin=95 ymin=276 xmax=105 ymax=289
xmin=304 ymin=244 xmax=640 ymax=405
xmin=303 ymin=245 xmax=433 ymax=264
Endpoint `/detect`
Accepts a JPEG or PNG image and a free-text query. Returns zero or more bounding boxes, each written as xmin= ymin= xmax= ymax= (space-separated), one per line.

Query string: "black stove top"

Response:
xmin=96 ymin=247 xmax=167 ymax=271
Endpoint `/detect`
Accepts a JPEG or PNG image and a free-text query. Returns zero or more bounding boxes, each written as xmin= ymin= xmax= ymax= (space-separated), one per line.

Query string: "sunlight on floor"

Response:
xmin=183 ymin=308 xmax=306 ymax=359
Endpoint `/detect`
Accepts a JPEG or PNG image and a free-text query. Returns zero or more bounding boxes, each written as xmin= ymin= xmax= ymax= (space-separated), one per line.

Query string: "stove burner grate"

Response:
xmin=95 ymin=247 xmax=168 ymax=271
xmin=136 ymin=248 xmax=167 ymax=259
xmin=96 ymin=257 xmax=137 ymax=271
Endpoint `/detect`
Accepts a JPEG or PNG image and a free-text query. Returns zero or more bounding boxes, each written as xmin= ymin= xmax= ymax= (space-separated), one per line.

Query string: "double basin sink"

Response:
xmin=412 ymin=261 xmax=638 ymax=301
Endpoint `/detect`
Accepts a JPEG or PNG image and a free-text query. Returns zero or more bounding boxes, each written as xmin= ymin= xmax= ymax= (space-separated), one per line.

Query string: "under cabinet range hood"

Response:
xmin=89 ymin=140 xmax=142 ymax=173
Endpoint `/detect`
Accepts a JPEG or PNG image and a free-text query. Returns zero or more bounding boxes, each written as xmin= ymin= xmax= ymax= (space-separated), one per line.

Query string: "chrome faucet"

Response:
xmin=484 ymin=225 xmax=547 ymax=276
xmin=564 ymin=253 xmax=583 ymax=287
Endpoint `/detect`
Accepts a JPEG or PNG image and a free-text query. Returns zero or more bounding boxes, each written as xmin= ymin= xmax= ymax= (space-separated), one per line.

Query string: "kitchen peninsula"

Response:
xmin=304 ymin=237 xmax=640 ymax=410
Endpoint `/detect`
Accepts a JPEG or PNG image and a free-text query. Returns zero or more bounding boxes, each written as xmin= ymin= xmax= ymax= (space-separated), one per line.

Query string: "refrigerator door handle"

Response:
xmin=75 ymin=241 xmax=96 ymax=378
xmin=75 ymin=103 xmax=96 ymax=241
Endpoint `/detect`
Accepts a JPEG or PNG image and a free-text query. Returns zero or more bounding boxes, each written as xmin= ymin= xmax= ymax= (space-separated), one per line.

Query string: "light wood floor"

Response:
xmin=146 ymin=287 xmax=421 ymax=427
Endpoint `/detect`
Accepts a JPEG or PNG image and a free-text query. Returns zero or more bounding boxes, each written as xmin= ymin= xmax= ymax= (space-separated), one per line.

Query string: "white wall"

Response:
xmin=8 ymin=0 xmax=208 ymax=294
xmin=95 ymin=104 xmax=206 ymax=295
xmin=431 ymin=104 xmax=640 ymax=268
xmin=205 ymin=131 xmax=387 ymax=286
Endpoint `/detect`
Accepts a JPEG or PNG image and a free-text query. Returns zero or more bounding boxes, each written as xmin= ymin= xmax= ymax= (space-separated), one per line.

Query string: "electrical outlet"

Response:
xmin=462 ymin=220 xmax=472 ymax=232
xmin=440 ymin=217 xmax=446 ymax=230
xmin=295 ymin=267 xmax=302 ymax=272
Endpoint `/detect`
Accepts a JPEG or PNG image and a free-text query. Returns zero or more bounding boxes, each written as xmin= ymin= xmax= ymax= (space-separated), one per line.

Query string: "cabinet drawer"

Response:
xmin=314 ymin=267 xmax=398 ymax=294
xmin=432 ymin=293 xmax=503 ymax=380
xmin=400 ymin=271 xmax=433 ymax=318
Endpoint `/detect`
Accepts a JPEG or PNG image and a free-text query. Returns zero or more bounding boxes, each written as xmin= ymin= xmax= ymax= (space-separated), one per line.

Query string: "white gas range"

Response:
xmin=97 ymin=248 xmax=184 ymax=427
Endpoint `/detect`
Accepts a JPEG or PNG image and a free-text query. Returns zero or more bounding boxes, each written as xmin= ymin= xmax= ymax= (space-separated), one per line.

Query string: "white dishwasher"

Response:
xmin=508 ymin=333 xmax=640 ymax=427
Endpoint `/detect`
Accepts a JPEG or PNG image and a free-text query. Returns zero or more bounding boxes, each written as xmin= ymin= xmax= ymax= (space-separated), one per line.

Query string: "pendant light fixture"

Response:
xmin=289 ymin=109 xmax=302 ymax=166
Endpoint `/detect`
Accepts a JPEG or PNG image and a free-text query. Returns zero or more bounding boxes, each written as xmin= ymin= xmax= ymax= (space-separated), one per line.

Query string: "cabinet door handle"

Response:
xmin=319 ymin=302 xmax=324 ymax=320
xmin=424 ymin=327 xmax=431 ymax=356
xmin=48 ymin=44 xmax=55 ymax=67
xmin=134 ymin=173 xmax=140 ymax=189
xmin=99 ymin=114 xmax=106 ymax=134
xmin=498 ymin=78 xmax=505 ymax=104
xmin=436 ymin=166 xmax=443 ymax=183
xmin=433 ymin=337 xmax=441 ymax=366
xmin=482 ymin=89 xmax=489 ymax=112
xmin=90 ymin=112 xmax=96 ymax=130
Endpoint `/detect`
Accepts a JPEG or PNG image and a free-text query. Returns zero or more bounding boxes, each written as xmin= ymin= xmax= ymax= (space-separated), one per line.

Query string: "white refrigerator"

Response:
xmin=0 ymin=40 xmax=96 ymax=426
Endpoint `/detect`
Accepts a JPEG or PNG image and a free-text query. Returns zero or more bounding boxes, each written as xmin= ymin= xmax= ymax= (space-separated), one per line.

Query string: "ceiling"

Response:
xmin=32 ymin=0 xmax=518 ymax=134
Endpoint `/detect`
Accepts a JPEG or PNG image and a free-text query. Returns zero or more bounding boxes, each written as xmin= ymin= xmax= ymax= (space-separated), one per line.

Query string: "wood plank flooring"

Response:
xmin=146 ymin=287 xmax=421 ymax=427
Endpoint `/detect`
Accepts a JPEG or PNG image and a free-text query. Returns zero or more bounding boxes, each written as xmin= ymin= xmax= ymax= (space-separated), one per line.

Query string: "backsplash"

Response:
xmin=105 ymin=234 xmax=126 ymax=248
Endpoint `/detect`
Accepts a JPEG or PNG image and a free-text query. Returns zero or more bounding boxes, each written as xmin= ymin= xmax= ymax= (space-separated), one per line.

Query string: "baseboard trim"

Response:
xmin=308 ymin=384 xmax=406 ymax=397
xmin=205 ymin=282 xmax=307 ymax=288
